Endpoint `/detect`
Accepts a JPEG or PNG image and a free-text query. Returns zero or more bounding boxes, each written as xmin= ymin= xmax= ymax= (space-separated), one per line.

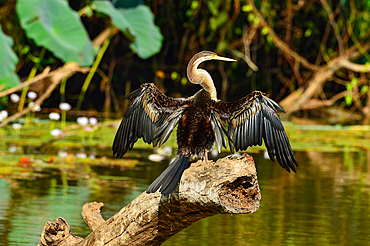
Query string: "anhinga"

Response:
xmin=113 ymin=51 xmax=297 ymax=195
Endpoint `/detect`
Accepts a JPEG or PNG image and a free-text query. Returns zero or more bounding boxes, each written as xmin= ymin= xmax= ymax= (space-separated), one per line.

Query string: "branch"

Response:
xmin=0 ymin=63 xmax=89 ymax=128
xmin=81 ymin=202 xmax=105 ymax=232
xmin=38 ymin=154 xmax=261 ymax=246
xmin=319 ymin=0 xmax=343 ymax=54
xmin=0 ymin=66 xmax=51 ymax=98
xmin=280 ymin=43 xmax=370 ymax=113
xmin=248 ymin=0 xmax=319 ymax=72
xmin=0 ymin=26 xmax=120 ymax=128
xmin=92 ymin=27 xmax=119 ymax=47
xmin=299 ymin=90 xmax=349 ymax=110
xmin=339 ymin=60 xmax=370 ymax=72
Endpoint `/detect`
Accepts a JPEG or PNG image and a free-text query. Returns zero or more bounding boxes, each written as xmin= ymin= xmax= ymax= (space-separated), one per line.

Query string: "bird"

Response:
xmin=113 ymin=51 xmax=297 ymax=195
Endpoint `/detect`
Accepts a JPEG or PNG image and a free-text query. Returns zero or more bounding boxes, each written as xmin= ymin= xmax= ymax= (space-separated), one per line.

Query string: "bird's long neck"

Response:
xmin=187 ymin=58 xmax=217 ymax=100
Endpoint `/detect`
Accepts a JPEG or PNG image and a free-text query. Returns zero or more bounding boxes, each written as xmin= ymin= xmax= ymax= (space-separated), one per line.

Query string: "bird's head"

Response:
xmin=187 ymin=51 xmax=236 ymax=100
xmin=190 ymin=51 xmax=236 ymax=66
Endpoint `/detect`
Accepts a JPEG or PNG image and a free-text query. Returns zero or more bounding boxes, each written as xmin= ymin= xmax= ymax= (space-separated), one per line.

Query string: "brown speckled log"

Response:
xmin=38 ymin=154 xmax=261 ymax=246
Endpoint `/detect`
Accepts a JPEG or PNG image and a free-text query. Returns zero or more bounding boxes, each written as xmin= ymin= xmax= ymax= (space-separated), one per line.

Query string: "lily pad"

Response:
xmin=0 ymin=27 xmax=21 ymax=89
xmin=16 ymin=0 xmax=94 ymax=66
xmin=93 ymin=1 xmax=163 ymax=59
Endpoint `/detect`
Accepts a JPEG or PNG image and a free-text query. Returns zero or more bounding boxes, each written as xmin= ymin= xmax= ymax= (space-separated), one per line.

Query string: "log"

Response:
xmin=38 ymin=154 xmax=261 ymax=246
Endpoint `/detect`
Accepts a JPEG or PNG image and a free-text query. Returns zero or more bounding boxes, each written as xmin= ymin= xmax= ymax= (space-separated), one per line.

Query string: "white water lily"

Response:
xmin=211 ymin=149 xmax=218 ymax=158
xmin=59 ymin=102 xmax=72 ymax=111
xmin=155 ymin=146 xmax=173 ymax=157
xmin=49 ymin=112 xmax=61 ymax=121
xmin=50 ymin=129 xmax=63 ymax=136
xmin=60 ymin=103 xmax=71 ymax=130
xmin=58 ymin=150 xmax=68 ymax=158
xmin=77 ymin=117 xmax=88 ymax=126
xmin=148 ymin=154 xmax=165 ymax=162
xmin=31 ymin=104 xmax=41 ymax=112
xmin=27 ymin=91 xmax=37 ymax=99
xmin=0 ymin=110 xmax=8 ymax=119
xmin=76 ymin=153 xmax=87 ymax=159
xmin=231 ymin=152 xmax=241 ymax=157
xmin=89 ymin=117 xmax=97 ymax=125
xmin=10 ymin=94 xmax=20 ymax=103
xmin=9 ymin=146 xmax=17 ymax=153
xmin=162 ymin=146 xmax=173 ymax=156
xmin=12 ymin=123 xmax=22 ymax=130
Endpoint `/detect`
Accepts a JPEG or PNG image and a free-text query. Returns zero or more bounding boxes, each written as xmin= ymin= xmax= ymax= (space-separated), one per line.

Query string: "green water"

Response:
xmin=0 ymin=150 xmax=369 ymax=245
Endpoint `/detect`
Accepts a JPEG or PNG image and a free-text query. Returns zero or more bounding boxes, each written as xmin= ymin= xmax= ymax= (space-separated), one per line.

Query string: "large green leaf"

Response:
xmin=123 ymin=6 xmax=163 ymax=59
xmin=0 ymin=27 xmax=21 ymax=90
xmin=0 ymin=73 xmax=21 ymax=90
xmin=93 ymin=1 xmax=163 ymax=59
xmin=112 ymin=0 xmax=144 ymax=8
xmin=93 ymin=1 xmax=131 ymax=33
xmin=16 ymin=0 xmax=94 ymax=66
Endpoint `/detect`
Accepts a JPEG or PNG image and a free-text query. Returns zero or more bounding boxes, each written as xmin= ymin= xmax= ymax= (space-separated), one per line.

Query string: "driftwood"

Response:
xmin=38 ymin=154 xmax=261 ymax=246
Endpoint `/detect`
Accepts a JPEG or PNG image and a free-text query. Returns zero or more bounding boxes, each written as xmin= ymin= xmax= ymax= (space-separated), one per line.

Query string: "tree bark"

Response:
xmin=38 ymin=154 xmax=261 ymax=246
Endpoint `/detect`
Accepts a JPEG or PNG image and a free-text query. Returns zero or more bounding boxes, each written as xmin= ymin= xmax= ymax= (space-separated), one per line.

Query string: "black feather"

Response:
xmin=264 ymin=119 xmax=276 ymax=161
xmin=242 ymin=119 xmax=247 ymax=149
xmin=273 ymin=128 xmax=290 ymax=172
xmin=258 ymin=112 xmax=263 ymax=146
xmin=249 ymin=113 xmax=254 ymax=145
xmin=236 ymin=125 xmax=241 ymax=151
xmin=147 ymin=155 xmax=190 ymax=195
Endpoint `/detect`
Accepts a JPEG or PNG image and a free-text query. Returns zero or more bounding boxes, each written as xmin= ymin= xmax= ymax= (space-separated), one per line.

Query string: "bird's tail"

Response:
xmin=146 ymin=155 xmax=190 ymax=195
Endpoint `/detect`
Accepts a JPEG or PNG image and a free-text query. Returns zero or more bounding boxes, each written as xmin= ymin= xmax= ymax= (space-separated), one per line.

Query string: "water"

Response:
xmin=0 ymin=150 xmax=369 ymax=245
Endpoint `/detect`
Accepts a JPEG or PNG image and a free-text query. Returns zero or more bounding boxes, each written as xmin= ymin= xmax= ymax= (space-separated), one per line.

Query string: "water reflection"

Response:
xmin=165 ymin=151 xmax=370 ymax=246
xmin=0 ymin=150 xmax=369 ymax=245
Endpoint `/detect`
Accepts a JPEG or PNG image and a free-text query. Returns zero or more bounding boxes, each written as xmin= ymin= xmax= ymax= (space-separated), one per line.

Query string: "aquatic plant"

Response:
xmin=59 ymin=102 xmax=71 ymax=130
xmin=26 ymin=93 xmax=35 ymax=124
xmin=10 ymin=94 xmax=20 ymax=103
xmin=88 ymin=117 xmax=98 ymax=141
xmin=49 ymin=112 xmax=60 ymax=131
xmin=12 ymin=123 xmax=22 ymax=137
xmin=50 ymin=128 xmax=62 ymax=137
xmin=27 ymin=91 xmax=37 ymax=100
xmin=77 ymin=117 xmax=88 ymax=126
xmin=0 ymin=110 xmax=8 ymax=136
xmin=77 ymin=116 xmax=88 ymax=141
xmin=89 ymin=117 xmax=97 ymax=126
xmin=0 ymin=110 xmax=8 ymax=122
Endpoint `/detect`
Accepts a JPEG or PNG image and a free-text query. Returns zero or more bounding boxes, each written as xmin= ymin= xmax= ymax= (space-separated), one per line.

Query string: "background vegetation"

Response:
xmin=1 ymin=0 xmax=370 ymax=125
xmin=1 ymin=1 xmax=370 ymax=244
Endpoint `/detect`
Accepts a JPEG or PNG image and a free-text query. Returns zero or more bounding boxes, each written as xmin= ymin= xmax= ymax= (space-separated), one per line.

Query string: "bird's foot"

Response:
xmin=203 ymin=151 xmax=208 ymax=162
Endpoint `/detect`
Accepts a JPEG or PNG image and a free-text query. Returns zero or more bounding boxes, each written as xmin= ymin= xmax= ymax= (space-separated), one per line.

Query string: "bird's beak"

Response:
xmin=212 ymin=54 xmax=236 ymax=62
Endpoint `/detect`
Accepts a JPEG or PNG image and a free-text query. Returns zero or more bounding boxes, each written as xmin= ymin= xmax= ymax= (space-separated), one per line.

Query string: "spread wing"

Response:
xmin=209 ymin=110 xmax=230 ymax=153
xmin=215 ymin=91 xmax=297 ymax=172
xmin=113 ymin=83 xmax=188 ymax=158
